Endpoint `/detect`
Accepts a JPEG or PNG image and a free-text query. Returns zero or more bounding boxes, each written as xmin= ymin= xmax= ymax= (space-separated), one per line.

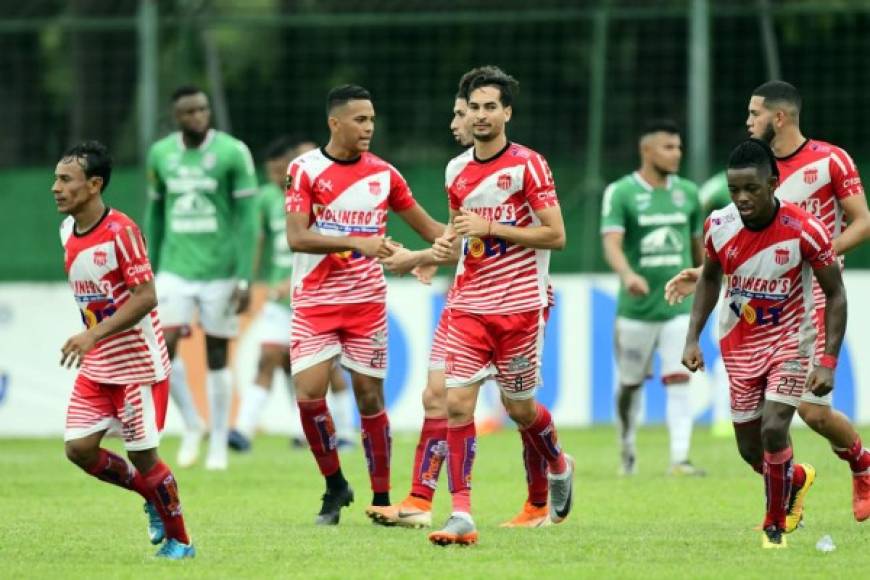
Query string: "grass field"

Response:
xmin=1 ymin=426 xmax=868 ymax=579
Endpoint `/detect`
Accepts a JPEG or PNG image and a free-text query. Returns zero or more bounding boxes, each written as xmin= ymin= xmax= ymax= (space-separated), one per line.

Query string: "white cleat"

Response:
xmin=177 ymin=427 xmax=204 ymax=468
xmin=205 ymin=434 xmax=229 ymax=470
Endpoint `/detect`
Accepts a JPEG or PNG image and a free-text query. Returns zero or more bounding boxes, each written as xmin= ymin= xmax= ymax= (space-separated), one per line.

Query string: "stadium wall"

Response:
xmin=1 ymin=273 xmax=868 ymax=436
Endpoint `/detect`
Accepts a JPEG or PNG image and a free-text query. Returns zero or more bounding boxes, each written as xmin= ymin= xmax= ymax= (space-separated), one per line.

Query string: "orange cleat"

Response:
xmin=500 ymin=501 xmax=551 ymax=528
xmin=366 ymin=495 xmax=433 ymax=528
xmin=852 ymin=471 xmax=870 ymax=522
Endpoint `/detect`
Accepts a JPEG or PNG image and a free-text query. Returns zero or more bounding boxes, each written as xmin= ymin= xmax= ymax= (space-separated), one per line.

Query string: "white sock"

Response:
xmin=206 ymin=368 xmax=233 ymax=446
xmin=169 ymin=358 xmax=203 ymax=431
xmin=617 ymin=386 xmax=642 ymax=454
xmin=235 ymin=383 xmax=270 ymax=439
xmin=666 ymin=384 xmax=693 ymax=464
xmin=328 ymin=387 xmax=353 ymax=440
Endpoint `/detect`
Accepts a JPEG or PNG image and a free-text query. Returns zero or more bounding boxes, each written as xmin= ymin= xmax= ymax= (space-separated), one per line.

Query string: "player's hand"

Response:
xmin=231 ymin=281 xmax=251 ymax=314
xmin=353 ymin=236 xmax=390 ymax=258
xmin=60 ymin=330 xmax=99 ymax=369
xmin=806 ymin=366 xmax=834 ymax=397
xmin=411 ymin=263 xmax=438 ymax=285
xmin=432 ymin=232 xmax=457 ymax=262
xmin=664 ymin=267 xmax=702 ymax=305
xmin=621 ymin=271 xmax=650 ymax=297
xmin=453 ymin=208 xmax=491 ymax=238
xmin=380 ymin=248 xmax=419 ymax=275
xmin=682 ymin=341 xmax=705 ymax=372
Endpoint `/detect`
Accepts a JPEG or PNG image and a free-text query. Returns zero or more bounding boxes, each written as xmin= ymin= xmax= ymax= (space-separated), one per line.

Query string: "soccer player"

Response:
xmin=600 ymin=120 xmax=705 ymax=476
xmin=228 ymin=137 xmax=354 ymax=452
xmin=145 ymin=85 xmax=259 ymax=470
xmin=375 ymin=67 xmax=554 ymax=529
xmin=56 ymin=141 xmax=194 ymax=559
xmin=683 ymin=138 xmax=847 ymax=548
xmin=285 ymin=84 xmax=444 ymax=525
xmin=666 ymin=81 xmax=870 ymax=522
xmin=426 ymin=66 xmax=574 ymax=546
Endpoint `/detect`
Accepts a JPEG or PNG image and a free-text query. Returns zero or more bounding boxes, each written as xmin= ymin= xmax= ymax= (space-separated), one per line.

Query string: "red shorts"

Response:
xmin=728 ymin=354 xmax=817 ymax=423
xmin=290 ymin=302 xmax=387 ymax=378
xmin=428 ymin=307 xmax=450 ymax=371
xmin=444 ymin=308 xmax=547 ymax=400
xmin=64 ymin=374 xmax=168 ymax=451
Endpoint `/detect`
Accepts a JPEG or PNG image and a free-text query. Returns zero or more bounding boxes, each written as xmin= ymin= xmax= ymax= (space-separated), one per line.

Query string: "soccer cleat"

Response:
xmin=761 ymin=525 xmax=787 ymax=549
xmin=155 ymin=538 xmax=196 ymax=559
xmin=668 ymin=461 xmax=707 ymax=477
xmin=144 ymin=502 xmax=165 ymax=545
xmin=177 ymin=427 xmax=204 ymax=468
xmin=366 ymin=495 xmax=432 ymax=528
xmin=500 ymin=501 xmax=551 ymax=528
xmin=227 ymin=429 xmax=251 ymax=453
xmin=785 ymin=463 xmax=815 ymax=533
xmin=428 ymin=513 xmax=478 ymax=546
xmin=548 ymin=454 xmax=575 ymax=524
xmin=316 ymin=485 xmax=354 ymax=525
xmin=620 ymin=450 xmax=637 ymax=476
xmin=852 ymin=470 xmax=870 ymax=522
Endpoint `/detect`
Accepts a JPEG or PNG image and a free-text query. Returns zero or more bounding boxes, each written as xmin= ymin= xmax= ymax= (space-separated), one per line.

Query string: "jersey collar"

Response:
xmin=632 ymin=171 xmax=674 ymax=192
xmin=775 ymin=138 xmax=810 ymax=161
xmin=473 ymin=141 xmax=511 ymax=164
xmin=176 ymin=128 xmax=216 ymax=151
xmin=73 ymin=206 xmax=111 ymax=238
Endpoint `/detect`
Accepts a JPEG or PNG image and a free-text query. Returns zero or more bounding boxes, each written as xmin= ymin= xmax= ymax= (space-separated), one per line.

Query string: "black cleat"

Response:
xmin=228 ymin=429 xmax=251 ymax=452
xmin=316 ymin=485 xmax=354 ymax=525
xmin=762 ymin=524 xmax=787 ymax=549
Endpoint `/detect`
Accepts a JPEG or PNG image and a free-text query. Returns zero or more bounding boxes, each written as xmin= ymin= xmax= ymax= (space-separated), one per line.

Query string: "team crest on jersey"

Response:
xmin=368 ymin=181 xmax=382 ymax=196
xmin=497 ymin=173 xmax=512 ymax=191
xmin=93 ymin=250 xmax=107 ymax=267
xmin=803 ymin=168 xmax=818 ymax=185
xmin=202 ymin=152 xmax=217 ymax=170
xmin=316 ymin=179 xmax=333 ymax=193
xmin=774 ymin=248 xmax=790 ymax=265
xmin=455 ymin=177 xmax=468 ymax=193
xmin=671 ymin=189 xmax=685 ymax=207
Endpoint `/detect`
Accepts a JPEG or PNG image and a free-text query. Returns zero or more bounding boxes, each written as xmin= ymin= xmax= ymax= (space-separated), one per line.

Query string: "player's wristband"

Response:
xmin=818 ymin=354 xmax=838 ymax=370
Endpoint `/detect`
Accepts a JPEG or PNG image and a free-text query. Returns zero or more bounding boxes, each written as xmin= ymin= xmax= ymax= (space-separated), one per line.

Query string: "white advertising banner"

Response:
xmin=1 ymin=274 xmax=868 ymax=436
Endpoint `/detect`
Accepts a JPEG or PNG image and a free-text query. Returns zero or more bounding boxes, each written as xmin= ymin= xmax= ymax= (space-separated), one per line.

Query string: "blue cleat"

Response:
xmin=155 ymin=538 xmax=196 ymax=560
xmin=144 ymin=502 xmax=165 ymax=545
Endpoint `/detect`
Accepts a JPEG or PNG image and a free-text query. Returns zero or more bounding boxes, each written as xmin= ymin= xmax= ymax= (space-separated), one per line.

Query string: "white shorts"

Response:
xmin=257 ymin=301 xmax=292 ymax=347
xmin=615 ymin=315 xmax=691 ymax=386
xmin=156 ymin=271 xmax=239 ymax=338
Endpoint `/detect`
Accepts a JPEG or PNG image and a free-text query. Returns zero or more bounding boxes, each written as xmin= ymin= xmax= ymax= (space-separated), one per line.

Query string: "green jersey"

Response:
xmin=258 ymin=182 xmax=293 ymax=307
xmin=146 ymin=129 xmax=258 ymax=280
xmin=699 ymin=170 xmax=730 ymax=215
xmin=601 ymin=172 xmax=702 ymax=321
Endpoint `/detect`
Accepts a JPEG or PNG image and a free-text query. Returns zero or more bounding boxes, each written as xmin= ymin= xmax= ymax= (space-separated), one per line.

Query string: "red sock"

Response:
xmin=297 ymin=399 xmax=340 ymax=477
xmin=763 ymin=448 xmax=794 ymax=530
xmin=834 ymin=437 xmax=870 ymax=474
xmin=141 ymin=461 xmax=189 ymax=544
xmin=520 ymin=429 xmax=548 ymax=506
xmin=410 ymin=417 xmax=447 ymax=501
xmin=85 ymin=448 xmax=149 ymax=500
xmin=446 ymin=421 xmax=476 ymax=514
xmin=521 ymin=403 xmax=567 ymax=474
xmin=361 ymin=410 xmax=392 ymax=494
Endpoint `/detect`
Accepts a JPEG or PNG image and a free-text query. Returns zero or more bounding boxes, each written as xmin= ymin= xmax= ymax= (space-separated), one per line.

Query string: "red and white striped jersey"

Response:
xmin=285 ymin=148 xmax=416 ymax=308
xmin=775 ymin=139 xmax=864 ymax=240
xmin=61 ymin=209 xmax=170 ymax=385
xmin=445 ymin=142 xmax=559 ymax=314
xmin=704 ymin=201 xmax=836 ymax=372
xmin=775 ymin=139 xmax=863 ymax=309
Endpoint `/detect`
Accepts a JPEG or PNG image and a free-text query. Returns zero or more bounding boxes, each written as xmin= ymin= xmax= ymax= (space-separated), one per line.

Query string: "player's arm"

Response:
xmin=602 ymin=232 xmax=649 ymax=297
xmin=834 ymin=194 xmax=870 ymax=255
xmin=285 ymin=212 xmax=389 ymax=258
xmin=691 ymin=236 xmax=704 ymax=266
xmin=143 ymin=149 xmax=165 ymax=270
xmin=681 ymin=256 xmax=723 ymax=373
xmin=61 ymin=279 xmax=159 ymax=368
xmin=431 ymin=209 xmax=462 ymax=264
xmin=453 ymin=205 xmax=565 ymax=250
xmin=396 ymin=203 xmax=445 ymax=244
xmin=806 ymin=263 xmax=848 ymax=397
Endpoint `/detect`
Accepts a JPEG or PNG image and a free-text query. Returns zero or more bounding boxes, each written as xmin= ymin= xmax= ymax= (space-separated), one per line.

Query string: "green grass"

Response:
xmin=1 ymin=427 xmax=867 ymax=579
